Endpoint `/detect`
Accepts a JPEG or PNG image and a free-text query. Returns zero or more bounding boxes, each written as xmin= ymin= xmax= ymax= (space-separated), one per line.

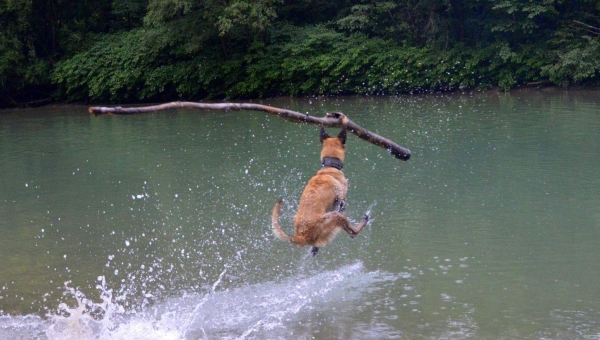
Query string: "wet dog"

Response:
xmin=271 ymin=113 xmax=370 ymax=256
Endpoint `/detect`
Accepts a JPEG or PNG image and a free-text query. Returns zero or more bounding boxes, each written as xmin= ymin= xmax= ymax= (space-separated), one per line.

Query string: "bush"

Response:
xmin=541 ymin=37 xmax=600 ymax=87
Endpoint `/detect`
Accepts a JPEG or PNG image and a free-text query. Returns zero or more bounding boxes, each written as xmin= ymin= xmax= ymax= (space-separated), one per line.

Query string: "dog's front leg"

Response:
xmin=323 ymin=211 xmax=370 ymax=238
xmin=342 ymin=213 xmax=369 ymax=238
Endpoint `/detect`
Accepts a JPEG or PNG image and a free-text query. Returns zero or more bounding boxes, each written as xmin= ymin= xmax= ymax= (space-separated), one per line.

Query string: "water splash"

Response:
xmin=365 ymin=200 xmax=377 ymax=222
xmin=1 ymin=262 xmax=383 ymax=340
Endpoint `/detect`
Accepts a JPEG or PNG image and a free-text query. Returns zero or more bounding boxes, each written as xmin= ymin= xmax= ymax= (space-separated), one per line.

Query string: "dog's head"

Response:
xmin=319 ymin=126 xmax=346 ymax=162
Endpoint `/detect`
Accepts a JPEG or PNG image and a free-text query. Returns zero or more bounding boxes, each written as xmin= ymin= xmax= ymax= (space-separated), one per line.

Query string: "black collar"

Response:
xmin=321 ymin=157 xmax=343 ymax=170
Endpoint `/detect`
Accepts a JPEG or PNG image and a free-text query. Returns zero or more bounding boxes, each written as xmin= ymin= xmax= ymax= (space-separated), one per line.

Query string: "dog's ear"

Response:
xmin=320 ymin=127 xmax=329 ymax=143
xmin=337 ymin=126 xmax=347 ymax=145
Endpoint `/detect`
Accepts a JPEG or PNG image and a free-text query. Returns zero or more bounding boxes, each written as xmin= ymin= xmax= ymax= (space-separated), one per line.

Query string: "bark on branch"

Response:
xmin=89 ymin=102 xmax=411 ymax=161
xmin=573 ymin=20 xmax=600 ymax=35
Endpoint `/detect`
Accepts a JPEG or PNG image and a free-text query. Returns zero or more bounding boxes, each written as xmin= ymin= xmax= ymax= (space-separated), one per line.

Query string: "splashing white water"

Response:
xmin=0 ymin=262 xmax=385 ymax=340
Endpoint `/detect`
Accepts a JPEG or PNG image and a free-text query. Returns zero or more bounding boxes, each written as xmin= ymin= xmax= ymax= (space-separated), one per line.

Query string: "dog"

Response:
xmin=271 ymin=113 xmax=370 ymax=256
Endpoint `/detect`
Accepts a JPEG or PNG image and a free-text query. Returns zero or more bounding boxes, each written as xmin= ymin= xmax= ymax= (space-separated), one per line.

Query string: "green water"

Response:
xmin=0 ymin=91 xmax=599 ymax=339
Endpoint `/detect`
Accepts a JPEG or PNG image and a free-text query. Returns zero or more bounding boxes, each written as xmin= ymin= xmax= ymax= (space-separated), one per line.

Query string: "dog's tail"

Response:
xmin=272 ymin=197 xmax=293 ymax=242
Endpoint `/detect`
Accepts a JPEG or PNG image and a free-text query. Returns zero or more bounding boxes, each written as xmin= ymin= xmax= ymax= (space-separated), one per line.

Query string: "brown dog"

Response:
xmin=271 ymin=114 xmax=370 ymax=256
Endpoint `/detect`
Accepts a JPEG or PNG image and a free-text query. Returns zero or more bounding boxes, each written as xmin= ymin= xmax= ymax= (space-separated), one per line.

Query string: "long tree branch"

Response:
xmin=573 ymin=20 xmax=600 ymax=34
xmin=89 ymin=102 xmax=411 ymax=161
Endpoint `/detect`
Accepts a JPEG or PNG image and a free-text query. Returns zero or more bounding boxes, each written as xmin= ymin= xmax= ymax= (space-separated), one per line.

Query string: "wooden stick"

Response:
xmin=573 ymin=20 xmax=600 ymax=34
xmin=89 ymin=102 xmax=411 ymax=161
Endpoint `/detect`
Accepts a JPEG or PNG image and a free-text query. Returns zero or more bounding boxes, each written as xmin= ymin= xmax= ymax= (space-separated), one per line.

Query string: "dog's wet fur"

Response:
xmin=272 ymin=114 xmax=370 ymax=256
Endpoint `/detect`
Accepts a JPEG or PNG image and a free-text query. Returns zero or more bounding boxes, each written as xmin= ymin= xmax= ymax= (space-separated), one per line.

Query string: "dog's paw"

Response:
xmin=362 ymin=214 xmax=370 ymax=223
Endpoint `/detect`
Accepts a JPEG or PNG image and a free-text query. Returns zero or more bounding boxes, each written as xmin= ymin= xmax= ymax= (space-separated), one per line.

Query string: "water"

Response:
xmin=0 ymin=90 xmax=599 ymax=339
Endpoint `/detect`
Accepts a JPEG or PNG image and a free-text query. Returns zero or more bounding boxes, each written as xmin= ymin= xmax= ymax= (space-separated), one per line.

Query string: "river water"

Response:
xmin=0 ymin=90 xmax=599 ymax=339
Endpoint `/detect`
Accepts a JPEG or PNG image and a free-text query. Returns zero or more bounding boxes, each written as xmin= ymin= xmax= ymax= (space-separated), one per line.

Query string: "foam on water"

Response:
xmin=0 ymin=262 xmax=387 ymax=340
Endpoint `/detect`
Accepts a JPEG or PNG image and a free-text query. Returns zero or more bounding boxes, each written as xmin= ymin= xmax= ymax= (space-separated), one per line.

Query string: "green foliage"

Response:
xmin=336 ymin=0 xmax=454 ymax=45
xmin=217 ymin=0 xmax=282 ymax=37
xmin=233 ymin=27 xmax=501 ymax=97
xmin=144 ymin=0 xmax=193 ymax=27
xmin=0 ymin=0 xmax=137 ymax=107
xmin=541 ymin=37 xmax=600 ymax=87
xmin=52 ymin=27 xmax=213 ymax=102
xmin=491 ymin=0 xmax=557 ymax=34
xmin=4 ymin=0 xmax=600 ymax=107
xmin=110 ymin=0 xmax=149 ymax=31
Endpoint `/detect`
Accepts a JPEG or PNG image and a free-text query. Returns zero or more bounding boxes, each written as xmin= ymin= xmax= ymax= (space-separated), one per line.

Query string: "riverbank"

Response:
xmin=4 ymin=1 xmax=600 ymax=111
xmin=4 ymin=84 xmax=600 ymax=113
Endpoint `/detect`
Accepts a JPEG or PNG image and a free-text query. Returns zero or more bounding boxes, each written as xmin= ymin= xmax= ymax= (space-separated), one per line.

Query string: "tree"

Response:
xmin=5 ymin=0 xmax=600 ymax=108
